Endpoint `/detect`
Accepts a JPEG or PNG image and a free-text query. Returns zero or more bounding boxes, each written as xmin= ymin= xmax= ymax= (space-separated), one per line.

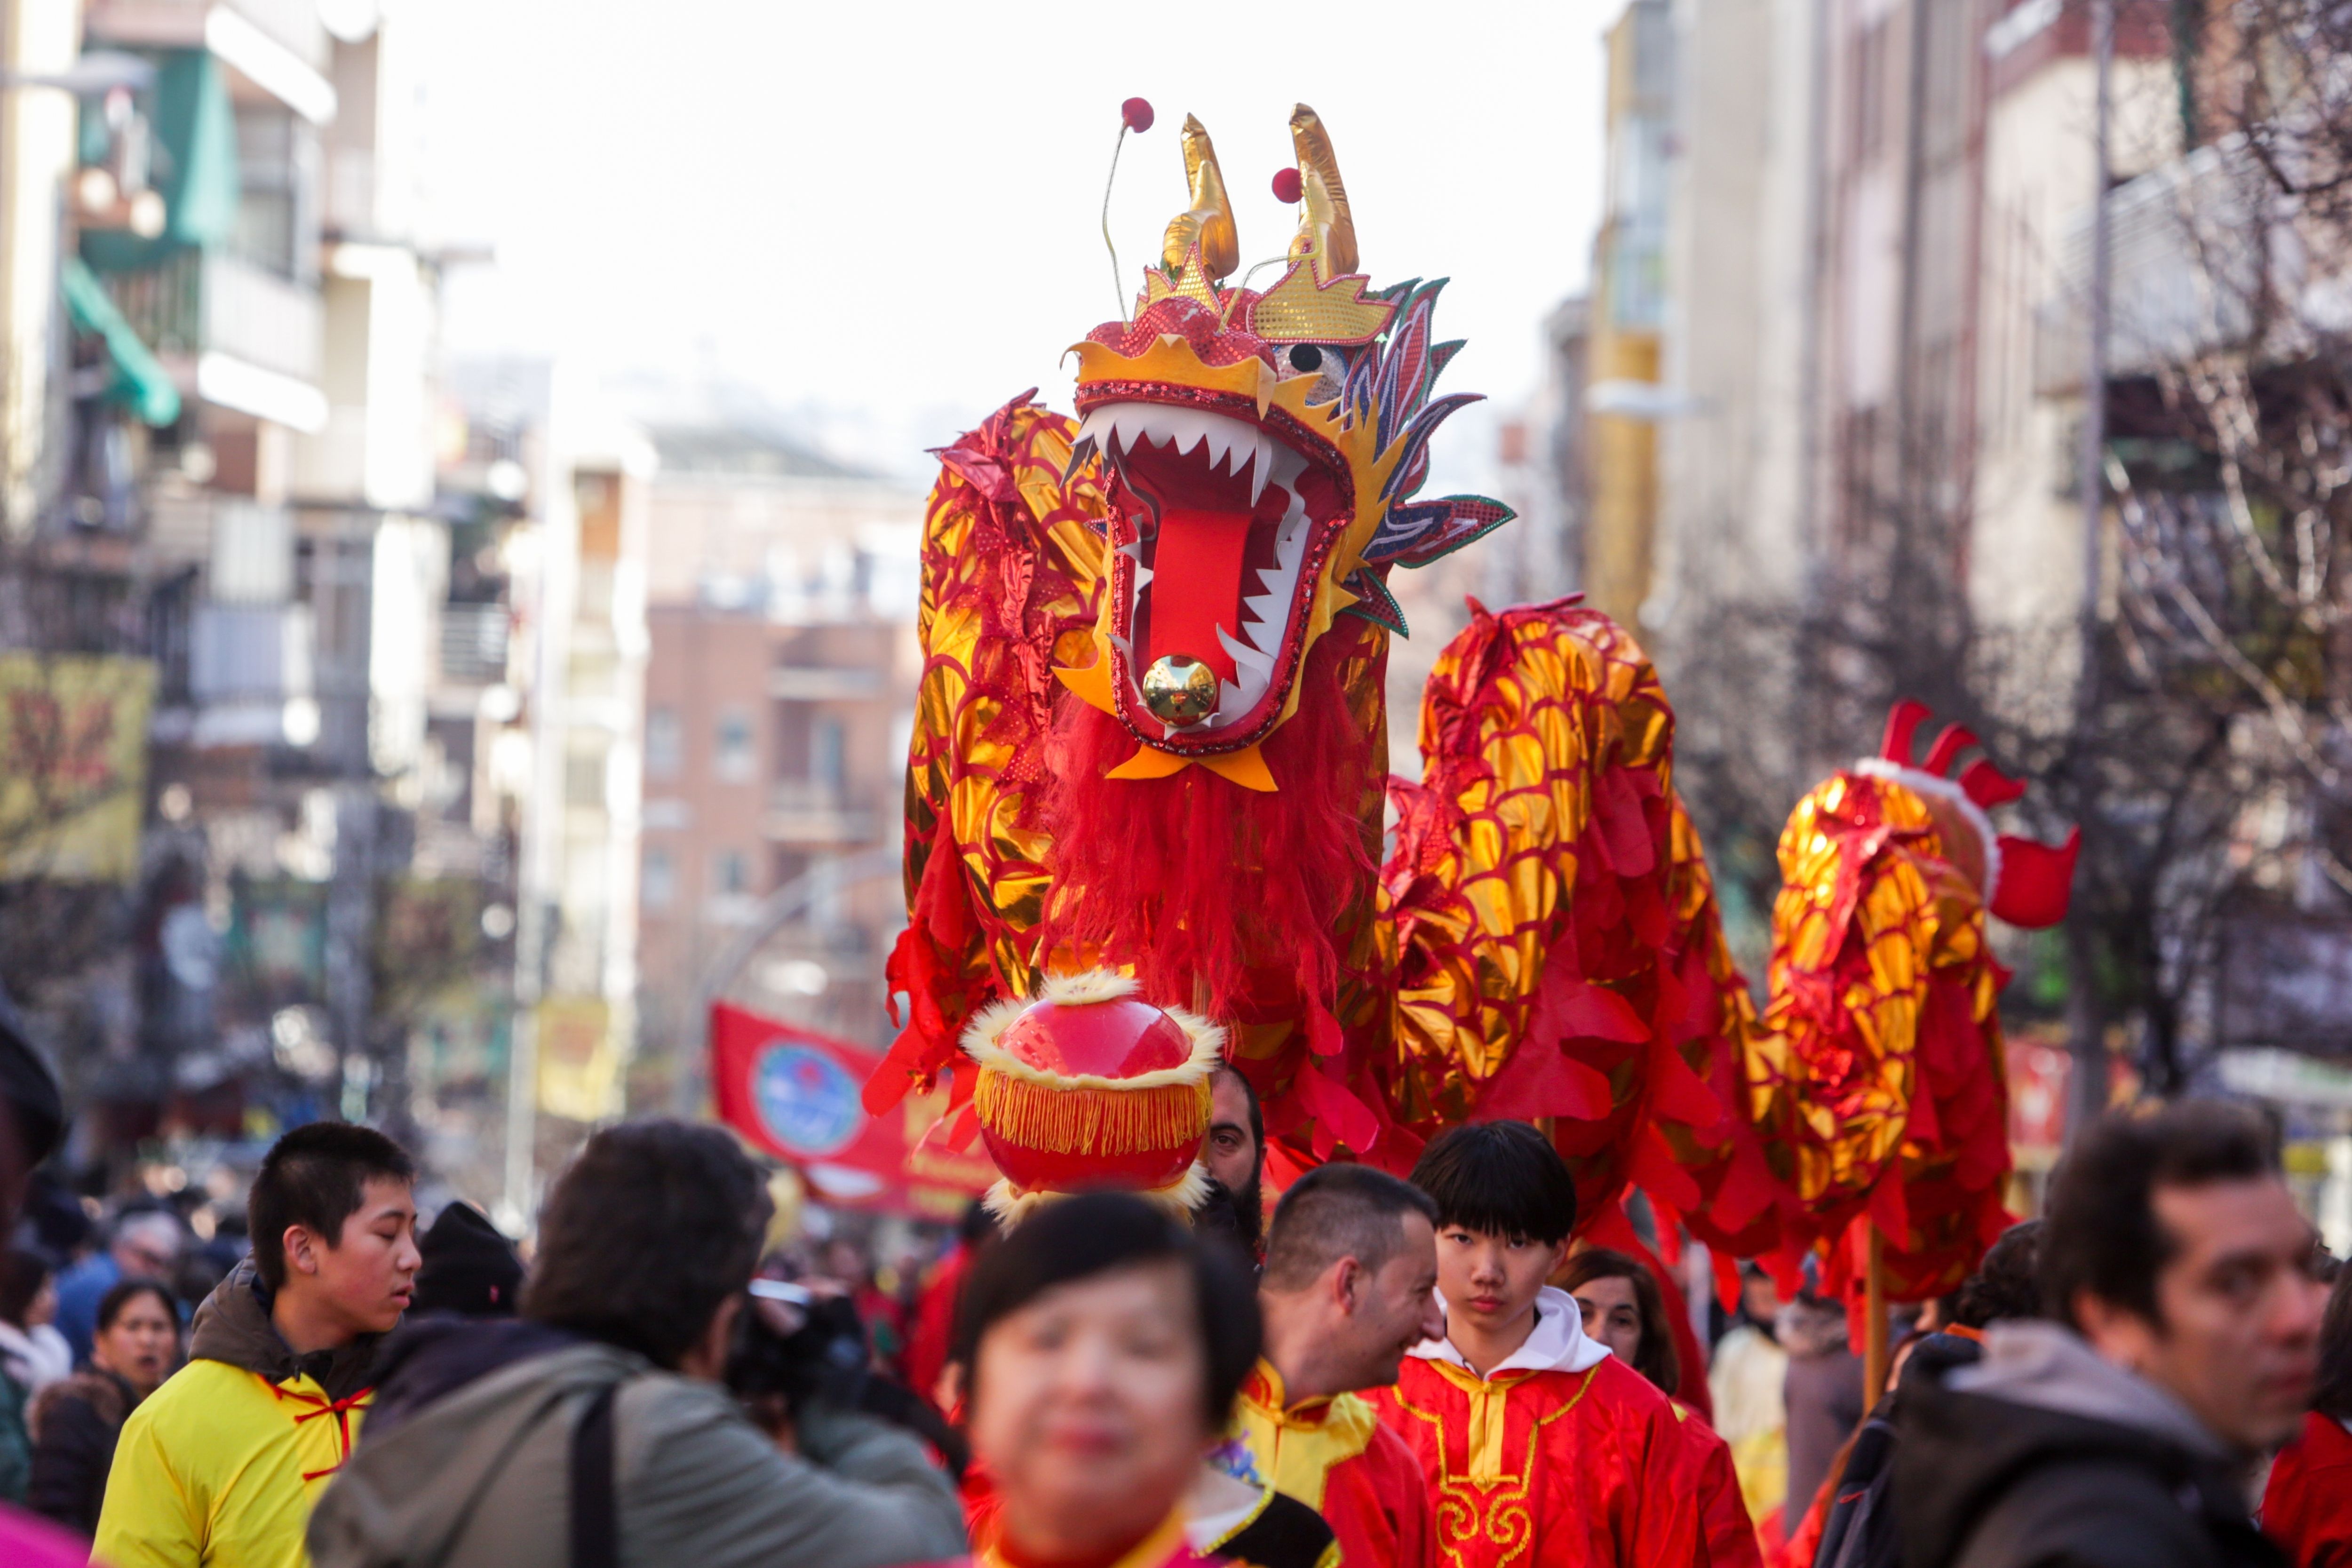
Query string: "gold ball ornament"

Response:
xmin=1141 ymin=654 xmax=1218 ymax=726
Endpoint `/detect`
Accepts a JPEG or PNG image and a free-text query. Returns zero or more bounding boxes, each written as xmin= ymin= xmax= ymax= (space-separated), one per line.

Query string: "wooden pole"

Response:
xmin=1861 ymin=1224 xmax=1891 ymax=1407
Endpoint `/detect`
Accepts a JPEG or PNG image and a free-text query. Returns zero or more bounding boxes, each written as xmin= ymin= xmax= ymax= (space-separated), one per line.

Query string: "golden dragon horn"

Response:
xmin=1161 ymin=114 xmax=1240 ymax=284
xmin=1286 ymin=104 xmax=1358 ymax=281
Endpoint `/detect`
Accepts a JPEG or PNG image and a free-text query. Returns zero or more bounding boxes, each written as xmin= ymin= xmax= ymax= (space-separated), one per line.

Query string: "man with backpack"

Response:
xmin=306 ymin=1119 xmax=965 ymax=1568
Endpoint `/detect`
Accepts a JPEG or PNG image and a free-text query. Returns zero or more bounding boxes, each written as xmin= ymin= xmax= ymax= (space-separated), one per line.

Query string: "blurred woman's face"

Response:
xmin=93 ymin=1292 xmax=178 ymax=1396
xmin=968 ymin=1260 xmax=1209 ymax=1562
xmin=1570 ymin=1274 xmax=1646 ymax=1369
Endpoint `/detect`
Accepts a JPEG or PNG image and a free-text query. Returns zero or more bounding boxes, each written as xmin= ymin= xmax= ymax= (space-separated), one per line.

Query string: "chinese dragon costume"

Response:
xmin=863 ymin=103 xmax=2079 ymax=1308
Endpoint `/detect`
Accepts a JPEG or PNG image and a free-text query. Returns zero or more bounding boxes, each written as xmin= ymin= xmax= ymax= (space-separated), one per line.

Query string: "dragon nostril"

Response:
xmin=1287 ymin=344 xmax=1323 ymax=374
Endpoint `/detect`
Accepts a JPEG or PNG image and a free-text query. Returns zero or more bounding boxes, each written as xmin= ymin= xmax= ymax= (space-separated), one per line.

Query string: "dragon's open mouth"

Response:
xmin=1075 ymin=396 xmax=1348 ymax=748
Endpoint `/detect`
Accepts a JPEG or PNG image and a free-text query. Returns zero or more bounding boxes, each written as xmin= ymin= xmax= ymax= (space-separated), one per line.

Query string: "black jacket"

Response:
xmin=1890 ymin=1322 xmax=2284 ymax=1568
xmin=26 ymin=1368 xmax=135 ymax=1535
xmin=1812 ymin=1332 xmax=1986 ymax=1568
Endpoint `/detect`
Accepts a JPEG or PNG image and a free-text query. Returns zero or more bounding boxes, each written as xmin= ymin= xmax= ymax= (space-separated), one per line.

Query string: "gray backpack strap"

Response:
xmin=570 ymin=1381 xmax=621 ymax=1568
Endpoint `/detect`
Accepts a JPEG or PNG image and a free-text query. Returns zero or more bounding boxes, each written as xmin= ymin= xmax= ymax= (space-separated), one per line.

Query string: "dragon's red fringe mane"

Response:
xmin=1035 ymin=626 xmax=1380 ymax=1026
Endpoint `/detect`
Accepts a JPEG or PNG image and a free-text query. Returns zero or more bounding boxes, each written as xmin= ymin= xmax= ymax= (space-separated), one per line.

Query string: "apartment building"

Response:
xmin=632 ymin=421 xmax=922 ymax=1113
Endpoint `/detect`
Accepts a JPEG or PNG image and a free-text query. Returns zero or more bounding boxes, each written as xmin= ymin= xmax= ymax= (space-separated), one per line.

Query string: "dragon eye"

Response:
xmin=1287 ymin=344 xmax=1323 ymax=373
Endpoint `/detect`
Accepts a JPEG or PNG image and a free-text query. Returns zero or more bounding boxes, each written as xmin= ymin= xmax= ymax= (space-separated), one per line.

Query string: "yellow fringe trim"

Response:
xmin=975 ymin=1068 xmax=1210 ymax=1156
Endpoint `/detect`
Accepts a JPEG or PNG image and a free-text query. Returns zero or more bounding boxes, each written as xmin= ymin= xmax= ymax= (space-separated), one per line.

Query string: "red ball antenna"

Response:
xmin=1103 ymin=98 xmax=1156 ymax=324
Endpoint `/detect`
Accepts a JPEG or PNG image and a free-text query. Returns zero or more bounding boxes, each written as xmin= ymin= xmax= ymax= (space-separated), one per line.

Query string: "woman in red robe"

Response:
xmin=1558 ymin=1248 xmax=1762 ymax=1568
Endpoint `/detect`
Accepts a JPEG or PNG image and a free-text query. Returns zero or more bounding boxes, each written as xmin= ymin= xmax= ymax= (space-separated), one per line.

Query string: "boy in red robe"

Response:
xmin=1370 ymin=1123 xmax=1712 ymax=1568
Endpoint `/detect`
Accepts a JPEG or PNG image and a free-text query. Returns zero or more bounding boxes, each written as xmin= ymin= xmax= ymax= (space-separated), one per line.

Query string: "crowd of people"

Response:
xmin=0 ymin=1025 xmax=2346 ymax=1567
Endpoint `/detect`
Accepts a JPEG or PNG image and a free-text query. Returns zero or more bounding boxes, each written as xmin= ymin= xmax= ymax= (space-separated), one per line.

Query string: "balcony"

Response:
xmin=439 ymin=602 xmax=511 ymax=687
xmin=103 ymin=253 xmax=322 ymax=388
xmin=85 ymin=0 xmax=333 ymax=118
xmin=169 ymin=597 xmax=317 ymax=748
xmin=99 ymin=248 xmax=325 ymax=423
xmin=2037 ymin=141 xmax=2273 ymax=394
xmin=761 ymin=780 xmax=878 ymax=847
xmin=766 ymin=665 xmax=886 ymax=701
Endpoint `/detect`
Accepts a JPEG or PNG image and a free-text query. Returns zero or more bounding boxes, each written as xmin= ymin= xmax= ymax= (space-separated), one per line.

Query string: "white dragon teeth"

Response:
xmin=1086 ymin=398 xmax=1328 ymax=733
xmin=1218 ymin=624 xmax=1274 ymax=679
xmin=1079 ymin=401 xmax=1294 ymax=497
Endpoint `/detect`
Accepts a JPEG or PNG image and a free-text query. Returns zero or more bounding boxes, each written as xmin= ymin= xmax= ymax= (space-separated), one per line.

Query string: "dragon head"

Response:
xmin=1055 ymin=105 xmax=1511 ymax=790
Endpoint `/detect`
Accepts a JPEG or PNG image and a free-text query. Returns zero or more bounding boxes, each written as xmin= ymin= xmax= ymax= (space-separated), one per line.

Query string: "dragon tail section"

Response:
xmin=1382 ymin=597 xmax=1775 ymax=1234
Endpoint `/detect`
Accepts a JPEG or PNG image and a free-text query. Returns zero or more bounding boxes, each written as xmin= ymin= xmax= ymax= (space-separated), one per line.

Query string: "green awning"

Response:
xmin=81 ymin=48 xmax=238 ymax=271
xmin=61 ymin=257 xmax=182 ymax=427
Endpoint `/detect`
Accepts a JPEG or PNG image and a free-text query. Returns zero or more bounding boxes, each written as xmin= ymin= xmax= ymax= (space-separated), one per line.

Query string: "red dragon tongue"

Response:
xmin=1145 ymin=504 xmax=1252 ymax=684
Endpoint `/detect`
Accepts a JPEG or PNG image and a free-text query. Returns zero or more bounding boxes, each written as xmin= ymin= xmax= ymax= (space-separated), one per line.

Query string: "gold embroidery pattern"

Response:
xmin=1390 ymin=1364 xmax=1599 ymax=1568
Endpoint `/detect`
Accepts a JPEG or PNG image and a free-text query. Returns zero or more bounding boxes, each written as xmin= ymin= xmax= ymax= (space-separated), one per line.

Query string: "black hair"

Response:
xmin=2316 ymin=1264 xmax=2352 ymax=1424
xmin=958 ymin=1198 xmax=1001 ymax=1248
xmin=249 ymin=1122 xmax=415 ymax=1289
xmin=0 ymin=1247 xmax=49 ymax=1325
xmin=2041 ymin=1100 xmax=2275 ymax=1330
xmin=953 ymin=1191 xmax=1260 ymax=1429
xmin=1409 ymin=1122 xmax=1578 ymax=1246
xmin=524 ymin=1120 xmax=772 ymax=1369
xmin=1262 ymin=1163 xmax=1438 ymax=1292
xmin=1556 ymin=1247 xmax=1680 ymax=1396
xmin=96 ymin=1275 xmax=179 ymax=1337
xmin=1951 ymin=1220 xmax=2046 ymax=1330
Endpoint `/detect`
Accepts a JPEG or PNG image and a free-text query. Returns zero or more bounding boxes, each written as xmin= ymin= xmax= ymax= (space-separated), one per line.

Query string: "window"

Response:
xmin=565 ymin=748 xmax=605 ymax=808
xmin=231 ymin=107 xmax=315 ymax=282
xmin=812 ymin=716 xmax=846 ymax=793
xmin=643 ymin=847 xmax=675 ymax=908
xmin=712 ymin=849 xmax=750 ymax=898
xmin=714 ymin=708 xmax=755 ymax=783
xmin=646 ymin=706 xmax=681 ymax=779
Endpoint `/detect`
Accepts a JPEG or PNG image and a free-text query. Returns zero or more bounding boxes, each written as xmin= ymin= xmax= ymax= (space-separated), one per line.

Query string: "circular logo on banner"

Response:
xmin=751 ymin=1042 xmax=863 ymax=1157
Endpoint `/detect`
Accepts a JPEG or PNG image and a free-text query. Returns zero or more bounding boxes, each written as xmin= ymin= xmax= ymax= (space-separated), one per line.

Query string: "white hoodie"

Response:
xmin=1408 ymin=1285 xmax=1612 ymax=1379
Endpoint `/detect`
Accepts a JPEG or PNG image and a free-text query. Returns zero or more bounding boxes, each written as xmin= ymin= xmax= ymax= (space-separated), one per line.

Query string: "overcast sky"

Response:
xmin=412 ymin=0 xmax=1615 ymax=483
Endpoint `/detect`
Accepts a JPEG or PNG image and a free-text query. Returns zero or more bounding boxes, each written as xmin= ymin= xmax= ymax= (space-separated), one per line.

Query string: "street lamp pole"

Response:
xmin=2066 ymin=0 xmax=2116 ymax=1143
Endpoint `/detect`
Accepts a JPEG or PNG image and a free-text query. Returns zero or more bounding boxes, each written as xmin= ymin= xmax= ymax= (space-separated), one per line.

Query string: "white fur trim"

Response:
xmin=960 ymin=970 xmax=1227 ymax=1091
xmin=1038 ymin=969 xmax=1141 ymax=1007
xmin=1852 ymin=758 xmax=2003 ymax=903
xmin=982 ymin=1162 xmax=1213 ymax=1227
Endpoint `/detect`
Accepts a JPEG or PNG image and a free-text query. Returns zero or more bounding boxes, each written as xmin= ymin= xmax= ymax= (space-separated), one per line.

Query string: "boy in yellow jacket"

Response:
xmin=95 ymin=1122 xmax=419 ymax=1568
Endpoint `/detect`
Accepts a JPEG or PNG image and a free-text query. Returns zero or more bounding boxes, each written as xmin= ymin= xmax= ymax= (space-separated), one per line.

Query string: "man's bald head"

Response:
xmin=1263 ymin=1164 xmax=1437 ymax=1293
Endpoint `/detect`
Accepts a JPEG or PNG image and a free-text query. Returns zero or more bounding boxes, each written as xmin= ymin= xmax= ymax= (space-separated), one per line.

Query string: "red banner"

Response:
xmin=710 ymin=1002 xmax=997 ymax=1219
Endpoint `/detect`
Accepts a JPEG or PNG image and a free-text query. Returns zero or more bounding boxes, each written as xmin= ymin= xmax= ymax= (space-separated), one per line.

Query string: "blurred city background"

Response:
xmin=2 ymin=0 xmax=2351 ymax=1258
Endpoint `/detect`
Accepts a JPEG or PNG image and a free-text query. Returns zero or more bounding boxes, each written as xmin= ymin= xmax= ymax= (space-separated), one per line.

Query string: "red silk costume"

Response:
xmin=1373 ymin=1351 xmax=1711 ymax=1568
xmin=1234 ymin=1361 xmax=1435 ymax=1568
xmin=2263 ymin=1411 xmax=2352 ymax=1568
xmin=1670 ymin=1402 xmax=1762 ymax=1568
xmin=930 ymin=1508 xmax=1222 ymax=1568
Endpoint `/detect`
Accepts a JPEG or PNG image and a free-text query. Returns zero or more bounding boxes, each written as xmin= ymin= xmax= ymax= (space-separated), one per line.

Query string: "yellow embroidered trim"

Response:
xmin=1234 ymin=1361 xmax=1380 ymax=1511
xmin=1394 ymin=1363 xmax=1604 ymax=1568
xmin=977 ymin=1506 xmax=1192 ymax=1568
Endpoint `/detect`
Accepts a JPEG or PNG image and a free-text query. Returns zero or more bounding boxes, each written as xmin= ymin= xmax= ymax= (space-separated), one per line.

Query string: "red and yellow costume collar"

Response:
xmin=973 ymin=1507 xmax=1199 ymax=1568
